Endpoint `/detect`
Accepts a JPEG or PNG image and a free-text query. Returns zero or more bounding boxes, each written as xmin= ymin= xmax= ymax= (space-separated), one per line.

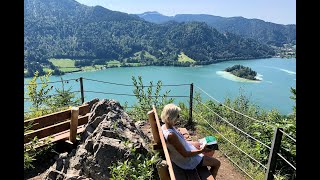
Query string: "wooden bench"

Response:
xmin=24 ymin=103 xmax=91 ymax=148
xmin=148 ymin=105 xmax=214 ymax=180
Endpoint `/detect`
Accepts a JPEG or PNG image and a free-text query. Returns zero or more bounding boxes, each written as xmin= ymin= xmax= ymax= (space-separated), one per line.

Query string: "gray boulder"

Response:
xmin=43 ymin=99 xmax=151 ymax=180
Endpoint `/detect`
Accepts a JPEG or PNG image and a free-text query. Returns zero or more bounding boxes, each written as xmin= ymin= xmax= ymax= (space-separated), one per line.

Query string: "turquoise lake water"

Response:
xmin=24 ymin=57 xmax=296 ymax=115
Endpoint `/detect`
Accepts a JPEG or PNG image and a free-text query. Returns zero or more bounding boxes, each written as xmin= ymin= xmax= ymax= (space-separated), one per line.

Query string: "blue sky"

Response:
xmin=75 ymin=0 xmax=296 ymax=25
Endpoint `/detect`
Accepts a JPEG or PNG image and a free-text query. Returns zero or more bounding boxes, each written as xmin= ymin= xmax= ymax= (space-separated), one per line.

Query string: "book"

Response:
xmin=198 ymin=136 xmax=219 ymax=150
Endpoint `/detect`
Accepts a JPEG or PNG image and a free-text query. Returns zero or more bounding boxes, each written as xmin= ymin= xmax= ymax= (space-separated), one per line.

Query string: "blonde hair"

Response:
xmin=161 ymin=103 xmax=181 ymax=126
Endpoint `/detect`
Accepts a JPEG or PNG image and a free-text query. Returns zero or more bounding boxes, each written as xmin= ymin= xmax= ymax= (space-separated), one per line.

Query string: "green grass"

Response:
xmin=81 ymin=66 xmax=96 ymax=71
xmin=48 ymin=58 xmax=81 ymax=72
xmin=133 ymin=51 xmax=158 ymax=62
xmin=81 ymin=65 xmax=106 ymax=71
xmin=45 ymin=57 xmax=147 ymax=72
xmin=49 ymin=58 xmax=75 ymax=67
xmin=178 ymin=52 xmax=196 ymax=63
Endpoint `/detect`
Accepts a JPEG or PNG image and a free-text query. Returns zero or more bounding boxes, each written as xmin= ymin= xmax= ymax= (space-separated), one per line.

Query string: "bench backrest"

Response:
xmin=24 ymin=104 xmax=90 ymax=144
xmin=148 ymin=105 xmax=176 ymax=180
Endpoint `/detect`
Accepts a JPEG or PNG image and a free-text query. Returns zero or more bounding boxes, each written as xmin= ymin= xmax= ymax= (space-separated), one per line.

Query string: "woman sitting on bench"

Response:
xmin=161 ymin=103 xmax=221 ymax=179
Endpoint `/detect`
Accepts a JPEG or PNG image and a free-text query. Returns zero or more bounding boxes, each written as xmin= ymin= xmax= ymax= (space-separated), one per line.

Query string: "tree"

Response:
xmin=46 ymin=77 xmax=81 ymax=110
xmin=26 ymin=71 xmax=53 ymax=112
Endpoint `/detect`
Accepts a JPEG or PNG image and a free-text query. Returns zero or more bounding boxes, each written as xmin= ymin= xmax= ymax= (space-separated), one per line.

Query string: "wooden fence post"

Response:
xmin=80 ymin=77 xmax=84 ymax=104
xmin=69 ymin=107 xmax=79 ymax=144
xmin=265 ymin=128 xmax=283 ymax=180
xmin=188 ymin=83 xmax=193 ymax=125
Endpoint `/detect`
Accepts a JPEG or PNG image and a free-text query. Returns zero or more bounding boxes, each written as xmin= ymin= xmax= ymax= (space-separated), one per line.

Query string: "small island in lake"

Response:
xmin=224 ymin=65 xmax=259 ymax=81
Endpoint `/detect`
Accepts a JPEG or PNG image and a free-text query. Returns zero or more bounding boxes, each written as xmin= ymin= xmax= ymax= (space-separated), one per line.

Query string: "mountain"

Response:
xmin=24 ymin=0 xmax=275 ymax=76
xmin=136 ymin=12 xmax=296 ymax=47
xmin=135 ymin=11 xmax=171 ymax=23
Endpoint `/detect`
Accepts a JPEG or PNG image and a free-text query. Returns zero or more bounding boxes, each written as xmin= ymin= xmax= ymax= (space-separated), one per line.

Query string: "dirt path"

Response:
xmin=213 ymin=150 xmax=247 ymax=180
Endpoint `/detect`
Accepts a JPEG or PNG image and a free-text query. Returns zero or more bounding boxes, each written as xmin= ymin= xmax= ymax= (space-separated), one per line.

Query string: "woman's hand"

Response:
xmin=189 ymin=141 xmax=202 ymax=150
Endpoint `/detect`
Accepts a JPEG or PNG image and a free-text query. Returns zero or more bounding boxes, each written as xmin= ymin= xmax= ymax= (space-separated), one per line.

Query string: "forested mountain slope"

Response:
xmin=137 ymin=11 xmax=296 ymax=47
xmin=24 ymin=0 xmax=275 ymax=75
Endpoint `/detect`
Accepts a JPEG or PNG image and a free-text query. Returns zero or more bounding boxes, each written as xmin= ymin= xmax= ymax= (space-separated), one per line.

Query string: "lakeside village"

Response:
xmin=273 ymin=43 xmax=296 ymax=58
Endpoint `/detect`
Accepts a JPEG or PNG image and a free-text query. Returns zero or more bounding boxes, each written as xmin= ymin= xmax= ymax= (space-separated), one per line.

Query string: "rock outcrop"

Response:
xmin=43 ymin=99 xmax=151 ymax=180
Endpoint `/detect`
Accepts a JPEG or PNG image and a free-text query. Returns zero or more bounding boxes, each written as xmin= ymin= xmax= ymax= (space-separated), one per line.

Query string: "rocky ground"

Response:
xmin=25 ymin=99 xmax=248 ymax=180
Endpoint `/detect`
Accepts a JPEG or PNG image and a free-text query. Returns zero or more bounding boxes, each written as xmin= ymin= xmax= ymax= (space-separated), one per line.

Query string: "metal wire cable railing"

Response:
xmin=83 ymin=78 xmax=137 ymax=87
xmin=78 ymin=79 xmax=296 ymax=151
xmin=276 ymin=152 xmax=296 ymax=170
xmin=194 ymin=84 xmax=277 ymax=129
xmin=83 ymin=77 xmax=190 ymax=87
xmin=194 ymin=84 xmax=296 ymax=174
xmin=24 ymin=91 xmax=81 ymax=100
xmin=24 ymin=78 xmax=79 ymax=85
xmin=83 ymin=90 xmax=189 ymax=98
xmin=197 ymin=105 xmax=296 ymax=174
xmin=194 ymin=95 xmax=296 ymax=173
xmin=24 ymin=77 xmax=189 ymax=114
xmin=194 ymin=111 xmax=267 ymax=170
xmin=194 ymin=84 xmax=297 ymax=144
xmin=279 ymin=129 xmax=296 ymax=143
xmin=194 ymin=98 xmax=272 ymax=150
xmin=273 ymin=131 xmax=296 ymax=170
xmin=84 ymin=91 xmax=137 ymax=97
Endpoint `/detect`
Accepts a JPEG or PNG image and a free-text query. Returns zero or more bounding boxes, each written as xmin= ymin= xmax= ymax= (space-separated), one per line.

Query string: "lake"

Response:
xmin=24 ymin=57 xmax=296 ymax=115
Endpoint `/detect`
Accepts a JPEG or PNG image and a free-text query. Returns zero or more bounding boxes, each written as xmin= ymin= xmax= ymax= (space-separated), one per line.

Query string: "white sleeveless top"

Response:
xmin=161 ymin=126 xmax=203 ymax=170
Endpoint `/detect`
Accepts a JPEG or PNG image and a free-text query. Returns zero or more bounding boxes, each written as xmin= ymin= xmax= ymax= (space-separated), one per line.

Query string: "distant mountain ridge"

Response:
xmin=136 ymin=11 xmax=296 ymax=47
xmin=24 ymin=0 xmax=275 ymax=76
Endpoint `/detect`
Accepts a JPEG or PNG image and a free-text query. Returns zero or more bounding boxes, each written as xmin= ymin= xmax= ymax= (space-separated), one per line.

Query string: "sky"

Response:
xmin=75 ymin=0 xmax=296 ymax=25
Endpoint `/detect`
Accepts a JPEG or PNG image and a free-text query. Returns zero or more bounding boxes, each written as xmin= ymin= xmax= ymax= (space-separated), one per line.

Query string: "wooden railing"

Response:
xmin=24 ymin=104 xmax=90 ymax=146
